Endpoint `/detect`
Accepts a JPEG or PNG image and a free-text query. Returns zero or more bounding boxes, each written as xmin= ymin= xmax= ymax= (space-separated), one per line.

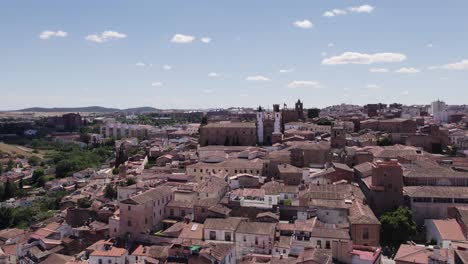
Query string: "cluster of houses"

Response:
xmin=1 ymin=100 xmax=468 ymax=263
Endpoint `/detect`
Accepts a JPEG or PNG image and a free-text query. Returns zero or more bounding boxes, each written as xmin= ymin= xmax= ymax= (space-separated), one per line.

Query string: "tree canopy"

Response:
xmin=307 ymin=108 xmax=321 ymax=119
xmin=380 ymin=206 xmax=417 ymax=251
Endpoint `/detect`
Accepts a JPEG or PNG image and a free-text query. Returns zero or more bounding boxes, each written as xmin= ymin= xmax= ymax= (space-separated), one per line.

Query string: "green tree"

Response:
xmin=32 ymin=169 xmax=45 ymax=185
xmin=115 ymin=143 xmax=127 ymax=169
xmin=77 ymin=197 xmax=92 ymax=208
xmin=36 ymin=176 xmax=47 ymax=188
xmin=201 ymin=116 xmax=208 ymax=125
xmin=380 ymin=206 xmax=417 ymax=250
xmin=316 ymin=118 xmax=333 ymax=126
xmin=104 ymin=184 xmax=117 ymax=199
xmin=28 ymin=156 xmax=41 ymax=166
xmin=80 ymin=133 xmax=91 ymax=145
xmin=307 ymin=108 xmax=321 ymax=119
xmin=378 ymin=136 xmax=393 ymax=146
xmin=2 ymin=179 xmax=15 ymax=201
xmin=6 ymin=159 xmax=14 ymax=171
xmin=126 ymin=178 xmax=136 ymax=186
xmin=18 ymin=178 xmax=23 ymax=190
xmin=0 ymin=207 xmax=13 ymax=229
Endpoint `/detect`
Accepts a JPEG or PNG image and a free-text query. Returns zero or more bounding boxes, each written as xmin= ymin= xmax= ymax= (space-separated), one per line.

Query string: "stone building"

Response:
xmin=115 ymin=186 xmax=173 ymax=239
xmin=359 ymin=160 xmax=404 ymax=217
xmin=199 ymin=122 xmax=257 ymax=146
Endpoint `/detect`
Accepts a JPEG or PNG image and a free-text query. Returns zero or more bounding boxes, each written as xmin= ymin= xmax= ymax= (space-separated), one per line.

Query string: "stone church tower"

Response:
xmin=256 ymin=105 xmax=282 ymax=145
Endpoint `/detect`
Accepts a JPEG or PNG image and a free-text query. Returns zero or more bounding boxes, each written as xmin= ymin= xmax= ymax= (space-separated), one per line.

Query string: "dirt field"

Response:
xmin=0 ymin=142 xmax=44 ymax=159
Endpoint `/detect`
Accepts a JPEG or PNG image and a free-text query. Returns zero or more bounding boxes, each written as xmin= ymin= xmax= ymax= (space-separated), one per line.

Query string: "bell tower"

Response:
xmin=256 ymin=106 xmax=264 ymax=145
xmin=273 ymin=104 xmax=281 ymax=134
xmin=295 ymin=99 xmax=304 ymax=120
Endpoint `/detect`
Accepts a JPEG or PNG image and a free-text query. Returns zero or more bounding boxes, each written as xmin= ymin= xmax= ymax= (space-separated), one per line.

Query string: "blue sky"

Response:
xmin=1 ymin=0 xmax=467 ymax=110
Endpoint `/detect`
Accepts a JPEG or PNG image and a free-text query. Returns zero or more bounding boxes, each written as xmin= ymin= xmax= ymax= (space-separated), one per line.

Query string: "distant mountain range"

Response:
xmin=14 ymin=106 xmax=160 ymax=113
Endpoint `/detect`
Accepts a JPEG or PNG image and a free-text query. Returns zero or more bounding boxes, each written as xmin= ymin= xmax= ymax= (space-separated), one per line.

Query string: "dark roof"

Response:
xmin=332 ymin=162 xmax=353 ymax=172
xmin=203 ymin=122 xmax=256 ymax=128
xmin=403 ymin=160 xmax=468 ymax=179
xmin=167 ymin=199 xmax=194 ymax=208
xmin=194 ymin=198 xmax=220 ymax=207
xmin=121 ymin=186 xmax=173 ymax=205
xmin=404 ymin=186 xmax=468 ymax=199
xmin=236 ymin=222 xmax=276 ymax=235
xmin=200 ymin=243 xmax=235 ymax=261
xmin=256 ymin=212 xmax=280 ymax=220
xmin=203 ymin=217 xmax=245 ymax=231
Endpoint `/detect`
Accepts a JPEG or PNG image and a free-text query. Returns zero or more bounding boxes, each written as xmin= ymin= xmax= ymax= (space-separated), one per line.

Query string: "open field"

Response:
xmin=0 ymin=142 xmax=45 ymax=159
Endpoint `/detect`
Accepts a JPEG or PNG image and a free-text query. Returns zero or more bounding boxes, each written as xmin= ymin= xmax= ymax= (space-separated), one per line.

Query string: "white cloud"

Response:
xmin=287 ymin=81 xmax=321 ymax=88
xmin=246 ymin=75 xmax=270 ymax=81
xmin=170 ymin=34 xmax=195 ymax=44
xmin=349 ymin=5 xmax=375 ymax=13
xmin=39 ymin=30 xmax=68 ymax=40
xmin=163 ymin=65 xmax=172 ymax=71
xmin=324 ymin=5 xmax=374 ymax=17
xmin=151 ymin=82 xmax=163 ymax=87
xmin=322 ymin=52 xmax=406 ymax=65
xmin=135 ymin=62 xmax=145 ymax=67
xmin=395 ymin=67 xmax=421 ymax=74
xmin=203 ymin=89 xmax=213 ymax=93
xmin=429 ymin=59 xmax=468 ymax=71
xmin=321 ymin=52 xmax=328 ymax=57
xmin=328 ymin=43 xmax=334 ymax=47
xmin=200 ymin=37 xmax=211 ymax=43
xmin=323 ymin=9 xmax=347 ymax=17
xmin=369 ymin=68 xmax=389 ymax=73
xmin=279 ymin=69 xmax=294 ymax=73
xmin=427 ymin=43 xmax=435 ymax=48
xmin=401 ymin=90 xmax=409 ymax=95
xmin=367 ymin=84 xmax=381 ymax=90
xmin=293 ymin=20 xmax=313 ymax=29
xmin=240 ymin=93 xmax=249 ymax=97
xmin=85 ymin=31 xmax=127 ymax=43
xmin=208 ymin=72 xmax=219 ymax=77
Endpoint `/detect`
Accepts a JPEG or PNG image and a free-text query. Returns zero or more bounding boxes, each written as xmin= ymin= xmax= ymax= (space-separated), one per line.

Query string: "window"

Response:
xmin=127 ymin=220 xmax=132 ymax=227
xmin=108 ymin=260 xmax=111 ymax=264
xmin=363 ymin=227 xmax=369 ymax=240
xmin=170 ymin=208 xmax=174 ymax=216
xmin=181 ymin=210 xmax=186 ymax=217
xmin=98 ymin=259 xmax=103 ymax=264
xmin=225 ymin=232 xmax=231 ymax=241
xmin=128 ymin=206 xmax=131 ymax=211
xmin=317 ymin=240 xmax=322 ymax=248
xmin=434 ymin=197 xmax=453 ymax=203
xmin=210 ymin=231 xmax=216 ymax=240
xmin=243 ymin=235 xmax=247 ymax=242
xmin=255 ymin=237 xmax=258 ymax=245
xmin=325 ymin=241 xmax=331 ymax=249
xmin=145 ymin=218 xmax=148 ymax=224
xmin=455 ymin=198 xmax=468 ymax=203
xmin=413 ymin=197 xmax=431 ymax=203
